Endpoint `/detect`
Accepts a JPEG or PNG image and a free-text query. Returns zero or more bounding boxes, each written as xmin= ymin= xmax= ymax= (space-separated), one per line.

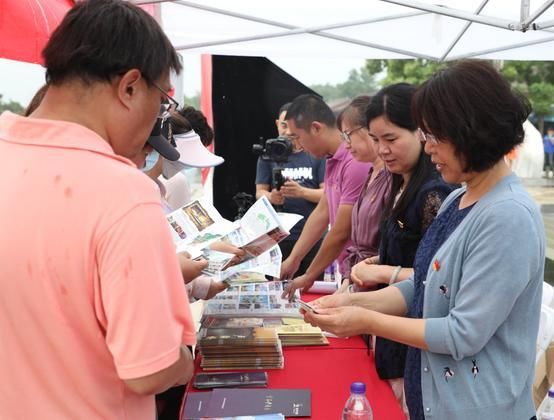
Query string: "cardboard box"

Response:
xmin=534 ymin=343 xmax=554 ymax=408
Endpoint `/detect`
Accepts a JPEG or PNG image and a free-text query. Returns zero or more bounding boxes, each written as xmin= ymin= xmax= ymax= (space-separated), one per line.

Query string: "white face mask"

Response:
xmin=142 ymin=150 xmax=159 ymax=172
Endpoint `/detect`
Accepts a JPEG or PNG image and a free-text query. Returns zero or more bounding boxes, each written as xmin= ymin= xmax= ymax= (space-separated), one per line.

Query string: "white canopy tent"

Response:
xmin=133 ymin=0 xmax=554 ymax=61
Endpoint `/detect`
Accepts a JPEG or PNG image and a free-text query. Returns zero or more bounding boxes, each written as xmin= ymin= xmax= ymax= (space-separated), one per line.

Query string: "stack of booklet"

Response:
xmin=197 ymin=327 xmax=284 ymax=370
xmin=274 ymin=323 xmax=329 ymax=347
xmin=200 ymin=316 xmax=328 ymax=348
xmin=183 ymin=388 xmax=311 ymax=419
xmin=199 ymin=281 xmax=329 ymax=347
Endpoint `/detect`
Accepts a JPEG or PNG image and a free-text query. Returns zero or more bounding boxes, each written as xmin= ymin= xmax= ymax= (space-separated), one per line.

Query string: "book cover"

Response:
xmin=203 ymin=388 xmax=311 ymax=418
xmin=182 ymin=391 xmax=211 ymax=419
xmin=193 ymin=371 xmax=268 ymax=389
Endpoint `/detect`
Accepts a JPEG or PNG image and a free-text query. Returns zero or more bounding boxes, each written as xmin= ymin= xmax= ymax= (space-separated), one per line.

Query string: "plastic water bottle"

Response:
xmin=323 ymin=262 xmax=334 ymax=282
xmin=540 ymin=387 xmax=554 ymax=419
xmin=341 ymin=382 xmax=373 ymax=420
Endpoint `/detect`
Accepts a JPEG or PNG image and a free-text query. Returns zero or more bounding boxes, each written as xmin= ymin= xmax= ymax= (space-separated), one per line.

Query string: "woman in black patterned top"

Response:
xmin=348 ymin=83 xmax=454 ymax=409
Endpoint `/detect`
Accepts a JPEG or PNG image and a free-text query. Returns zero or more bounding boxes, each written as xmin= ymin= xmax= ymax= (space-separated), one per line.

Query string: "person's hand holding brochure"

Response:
xmin=165 ymin=197 xmax=303 ymax=281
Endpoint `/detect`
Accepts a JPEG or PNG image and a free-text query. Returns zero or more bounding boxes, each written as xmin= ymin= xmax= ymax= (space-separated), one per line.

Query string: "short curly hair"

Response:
xmin=413 ymin=59 xmax=531 ymax=172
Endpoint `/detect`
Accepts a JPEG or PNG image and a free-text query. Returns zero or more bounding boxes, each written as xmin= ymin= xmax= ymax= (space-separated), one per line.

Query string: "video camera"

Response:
xmin=252 ymin=136 xmax=292 ymax=164
xmin=252 ymin=136 xmax=293 ymax=192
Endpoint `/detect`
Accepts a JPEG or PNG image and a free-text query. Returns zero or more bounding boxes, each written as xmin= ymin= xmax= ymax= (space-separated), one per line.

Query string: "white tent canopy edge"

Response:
xmin=133 ymin=0 xmax=554 ymax=61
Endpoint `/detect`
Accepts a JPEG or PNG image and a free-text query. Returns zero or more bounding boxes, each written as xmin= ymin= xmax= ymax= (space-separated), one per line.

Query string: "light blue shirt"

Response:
xmin=395 ymin=173 xmax=545 ymax=419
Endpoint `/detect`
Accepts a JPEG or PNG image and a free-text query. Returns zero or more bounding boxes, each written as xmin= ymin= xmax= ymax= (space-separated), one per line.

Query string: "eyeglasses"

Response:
xmin=340 ymin=126 xmax=364 ymax=145
xmin=153 ymin=82 xmax=180 ymax=114
xmin=417 ymin=128 xmax=439 ymax=145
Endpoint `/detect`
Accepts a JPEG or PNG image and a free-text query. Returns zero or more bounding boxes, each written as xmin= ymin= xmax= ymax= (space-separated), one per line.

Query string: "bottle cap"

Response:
xmin=549 ymin=387 xmax=554 ymax=398
xmin=350 ymin=382 xmax=366 ymax=394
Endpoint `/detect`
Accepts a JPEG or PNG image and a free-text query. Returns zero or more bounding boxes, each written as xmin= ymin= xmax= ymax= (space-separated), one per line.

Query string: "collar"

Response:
xmin=0 ymin=111 xmax=133 ymax=166
xmin=327 ymin=141 xmax=348 ymax=161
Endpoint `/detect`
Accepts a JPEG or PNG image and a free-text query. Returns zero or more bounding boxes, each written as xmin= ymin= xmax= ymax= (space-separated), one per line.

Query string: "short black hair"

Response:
xmin=43 ymin=0 xmax=181 ymax=86
xmin=336 ymin=95 xmax=371 ymax=130
xmin=285 ymin=94 xmax=336 ymax=130
xmin=413 ymin=59 xmax=531 ymax=172
xmin=278 ymin=102 xmax=291 ymax=116
xmin=178 ymin=107 xmax=214 ymax=147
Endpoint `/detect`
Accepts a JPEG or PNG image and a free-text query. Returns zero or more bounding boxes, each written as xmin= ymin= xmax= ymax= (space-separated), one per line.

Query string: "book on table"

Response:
xmin=193 ymin=371 xmax=268 ymax=389
xmin=182 ymin=388 xmax=310 ymax=419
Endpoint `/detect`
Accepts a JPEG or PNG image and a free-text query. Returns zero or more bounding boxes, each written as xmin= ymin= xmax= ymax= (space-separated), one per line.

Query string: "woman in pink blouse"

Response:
xmin=337 ymin=96 xmax=392 ymax=290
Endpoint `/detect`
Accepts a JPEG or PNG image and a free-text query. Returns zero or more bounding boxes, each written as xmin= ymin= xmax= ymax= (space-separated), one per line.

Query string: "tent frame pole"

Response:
xmin=448 ymin=34 xmax=554 ymax=60
xmin=439 ymin=0 xmax=490 ymax=61
xmin=521 ymin=0 xmax=554 ymax=30
xmin=381 ymin=0 xmax=519 ymax=30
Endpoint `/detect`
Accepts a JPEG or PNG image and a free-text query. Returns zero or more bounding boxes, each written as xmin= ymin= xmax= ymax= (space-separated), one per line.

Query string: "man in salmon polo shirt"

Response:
xmin=281 ymin=94 xmax=371 ymax=300
xmin=0 ymin=1 xmax=196 ymax=419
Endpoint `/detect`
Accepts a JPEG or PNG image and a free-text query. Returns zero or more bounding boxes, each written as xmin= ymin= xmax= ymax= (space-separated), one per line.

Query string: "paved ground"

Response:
xmin=523 ymin=177 xmax=554 ymax=283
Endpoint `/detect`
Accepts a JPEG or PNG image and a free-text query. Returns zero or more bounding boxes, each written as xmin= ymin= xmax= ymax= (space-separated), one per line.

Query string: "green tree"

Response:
xmin=183 ymin=93 xmax=200 ymax=109
xmin=310 ymin=65 xmax=378 ymax=102
xmin=365 ymin=59 xmax=446 ymax=87
xmin=500 ymin=61 xmax=554 ymax=133
xmin=367 ymin=59 xmax=554 ymax=134
xmin=0 ymin=94 xmax=24 ymax=114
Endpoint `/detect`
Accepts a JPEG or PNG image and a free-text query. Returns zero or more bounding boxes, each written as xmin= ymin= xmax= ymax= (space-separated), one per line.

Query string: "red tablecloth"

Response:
xmin=184 ymin=293 xmax=405 ymax=419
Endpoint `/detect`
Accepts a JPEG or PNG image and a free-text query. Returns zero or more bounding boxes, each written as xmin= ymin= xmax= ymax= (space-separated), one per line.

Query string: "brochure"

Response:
xmin=166 ymin=197 xmax=301 ymax=280
xmin=202 ymin=281 xmax=302 ymax=319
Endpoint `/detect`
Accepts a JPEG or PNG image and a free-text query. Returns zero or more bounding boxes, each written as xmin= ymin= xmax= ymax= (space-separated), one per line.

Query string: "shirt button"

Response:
xmin=426 ymin=407 xmax=431 ymax=412
xmin=424 ymin=367 xmax=429 ymax=372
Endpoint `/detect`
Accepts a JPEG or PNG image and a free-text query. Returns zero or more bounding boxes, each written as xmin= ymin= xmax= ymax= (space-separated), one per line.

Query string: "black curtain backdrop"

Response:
xmin=211 ymin=55 xmax=317 ymax=220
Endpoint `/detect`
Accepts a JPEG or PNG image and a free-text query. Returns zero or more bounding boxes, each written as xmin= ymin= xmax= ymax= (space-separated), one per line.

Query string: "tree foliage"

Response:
xmin=310 ymin=66 xmax=378 ymax=101
xmin=365 ymin=59 xmax=446 ymax=87
xmin=0 ymin=94 xmax=24 ymax=114
xmin=365 ymin=59 xmax=554 ymax=133
xmin=183 ymin=93 xmax=200 ymax=109
xmin=500 ymin=61 xmax=554 ymax=132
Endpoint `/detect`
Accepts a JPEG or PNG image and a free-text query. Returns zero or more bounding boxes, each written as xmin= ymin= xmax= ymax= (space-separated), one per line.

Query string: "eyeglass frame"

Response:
xmin=153 ymin=82 xmax=180 ymax=113
xmin=417 ymin=128 xmax=440 ymax=145
xmin=340 ymin=126 xmax=364 ymax=145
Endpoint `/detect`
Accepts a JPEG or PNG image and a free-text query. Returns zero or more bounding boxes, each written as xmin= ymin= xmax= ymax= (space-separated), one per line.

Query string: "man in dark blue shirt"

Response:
xmin=255 ymin=103 xmax=325 ymax=274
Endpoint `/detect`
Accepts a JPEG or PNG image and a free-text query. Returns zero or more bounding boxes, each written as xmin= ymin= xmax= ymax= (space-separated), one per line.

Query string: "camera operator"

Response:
xmin=255 ymin=102 xmax=325 ymax=274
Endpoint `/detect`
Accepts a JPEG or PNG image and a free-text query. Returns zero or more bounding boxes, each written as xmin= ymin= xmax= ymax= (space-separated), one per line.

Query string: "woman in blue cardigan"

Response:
xmin=304 ymin=60 xmax=545 ymax=419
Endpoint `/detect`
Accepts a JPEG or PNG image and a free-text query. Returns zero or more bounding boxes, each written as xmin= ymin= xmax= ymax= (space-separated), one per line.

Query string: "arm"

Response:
xmin=282 ymin=203 xmax=353 ymax=299
xmin=425 ymin=202 xmax=543 ymax=360
xmin=255 ymin=183 xmax=271 ymax=200
xmin=256 ymin=183 xmax=284 ymax=206
xmin=304 ymin=281 xmax=427 ymax=346
xmin=177 ymin=252 xmax=208 ymax=283
xmin=187 ymin=276 xmax=229 ymax=301
xmin=124 ymin=345 xmax=194 ymax=395
xmin=350 ymin=259 xmax=413 ymax=288
xmin=301 ymin=183 xmax=324 ymax=203
xmin=255 ymin=158 xmax=283 ymax=204
xmin=97 ymin=203 xmax=196 ymax=396
xmin=280 ymin=193 xmax=329 ymax=278
xmin=280 ymin=180 xmax=324 ymax=203
xmin=303 ymin=203 xmax=353 ymax=282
